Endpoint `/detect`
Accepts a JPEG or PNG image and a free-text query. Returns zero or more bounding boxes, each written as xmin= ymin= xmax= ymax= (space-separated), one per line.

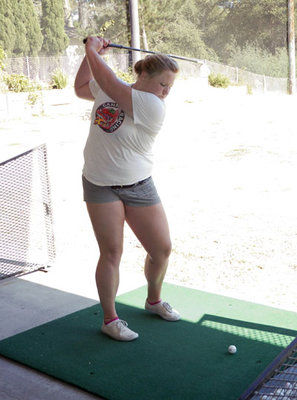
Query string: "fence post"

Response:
xmin=263 ymin=75 xmax=267 ymax=93
xmin=288 ymin=0 xmax=296 ymax=94
xmin=26 ymin=56 xmax=30 ymax=80
xmin=5 ymin=93 xmax=10 ymax=118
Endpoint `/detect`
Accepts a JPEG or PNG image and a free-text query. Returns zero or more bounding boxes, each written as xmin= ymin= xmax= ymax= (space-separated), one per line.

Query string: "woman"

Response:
xmin=75 ymin=37 xmax=180 ymax=341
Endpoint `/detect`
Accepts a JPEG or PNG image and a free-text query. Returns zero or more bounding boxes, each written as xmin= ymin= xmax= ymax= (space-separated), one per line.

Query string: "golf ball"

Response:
xmin=228 ymin=345 xmax=237 ymax=354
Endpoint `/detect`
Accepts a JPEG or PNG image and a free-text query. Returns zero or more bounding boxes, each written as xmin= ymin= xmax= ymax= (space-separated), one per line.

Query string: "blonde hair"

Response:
xmin=134 ymin=54 xmax=179 ymax=77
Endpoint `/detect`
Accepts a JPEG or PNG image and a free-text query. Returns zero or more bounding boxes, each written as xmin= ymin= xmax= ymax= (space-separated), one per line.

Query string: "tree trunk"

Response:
xmin=64 ymin=0 xmax=74 ymax=28
xmin=142 ymin=25 xmax=148 ymax=50
xmin=129 ymin=0 xmax=141 ymax=64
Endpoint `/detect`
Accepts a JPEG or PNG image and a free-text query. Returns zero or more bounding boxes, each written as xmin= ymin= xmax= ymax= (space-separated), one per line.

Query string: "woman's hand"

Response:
xmin=85 ymin=37 xmax=111 ymax=55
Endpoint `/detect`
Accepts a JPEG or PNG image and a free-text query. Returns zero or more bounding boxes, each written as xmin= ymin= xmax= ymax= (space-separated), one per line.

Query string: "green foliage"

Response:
xmin=183 ymin=0 xmax=229 ymax=59
xmin=0 ymin=0 xmax=16 ymax=55
xmin=76 ymin=0 xmax=130 ymax=47
xmin=247 ymin=84 xmax=253 ymax=95
xmin=213 ymin=0 xmax=288 ymax=62
xmin=41 ymin=0 xmax=69 ymax=55
xmin=0 ymin=0 xmax=42 ymax=56
xmin=11 ymin=0 xmax=29 ymax=56
xmin=27 ymin=91 xmax=41 ymax=106
xmin=0 ymin=46 xmax=6 ymax=70
xmin=50 ymin=69 xmax=68 ymax=89
xmin=3 ymin=73 xmax=42 ymax=92
xmin=228 ymin=46 xmax=289 ymax=78
xmin=4 ymin=73 xmax=31 ymax=92
xmin=208 ymin=73 xmax=230 ymax=88
xmin=138 ymin=0 xmax=218 ymax=61
xmin=115 ymin=68 xmax=134 ymax=84
xmin=23 ymin=0 xmax=43 ymax=56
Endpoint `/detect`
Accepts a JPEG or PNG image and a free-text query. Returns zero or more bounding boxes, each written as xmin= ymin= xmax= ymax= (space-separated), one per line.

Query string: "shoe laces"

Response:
xmin=162 ymin=302 xmax=173 ymax=313
xmin=116 ymin=319 xmax=128 ymax=330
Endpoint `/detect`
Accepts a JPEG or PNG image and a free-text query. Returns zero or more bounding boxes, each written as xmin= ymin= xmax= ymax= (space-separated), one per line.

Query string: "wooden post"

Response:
xmin=288 ymin=0 xmax=296 ymax=94
xmin=129 ymin=0 xmax=141 ymax=64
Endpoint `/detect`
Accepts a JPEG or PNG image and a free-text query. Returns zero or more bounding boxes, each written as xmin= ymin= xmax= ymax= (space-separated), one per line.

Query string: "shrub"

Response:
xmin=247 ymin=84 xmax=253 ymax=95
xmin=208 ymin=73 xmax=230 ymax=88
xmin=4 ymin=73 xmax=31 ymax=92
xmin=3 ymin=73 xmax=42 ymax=92
xmin=27 ymin=91 xmax=41 ymax=106
xmin=0 ymin=47 xmax=6 ymax=70
xmin=50 ymin=69 xmax=68 ymax=89
xmin=0 ymin=75 xmax=8 ymax=93
xmin=115 ymin=68 xmax=135 ymax=84
xmin=227 ymin=45 xmax=289 ymax=78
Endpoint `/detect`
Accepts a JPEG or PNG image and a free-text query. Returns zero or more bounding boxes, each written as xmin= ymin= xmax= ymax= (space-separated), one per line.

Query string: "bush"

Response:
xmin=115 ymin=68 xmax=135 ymax=84
xmin=0 ymin=47 xmax=6 ymax=70
xmin=4 ymin=73 xmax=31 ymax=92
xmin=0 ymin=74 xmax=8 ymax=93
xmin=227 ymin=45 xmax=289 ymax=78
xmin=208 ymin=73 xmax=230 ymax=88
xmin=50 ymin=69 xmax=68 ymax=89
xmin=27 ymin=91 xmax=41 ymax=106
xmin=3 ymin=73 xmax=42 ymax=92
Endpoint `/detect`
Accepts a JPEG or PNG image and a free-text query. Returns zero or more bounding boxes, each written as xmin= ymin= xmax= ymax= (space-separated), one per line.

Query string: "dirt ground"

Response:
xmin=1 ymin=80 xmax=297 ymax=312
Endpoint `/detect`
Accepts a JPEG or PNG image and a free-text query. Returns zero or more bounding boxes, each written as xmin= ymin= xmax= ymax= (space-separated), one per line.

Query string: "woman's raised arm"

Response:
xmin=84 ymin=37 xmax=133 ymax=117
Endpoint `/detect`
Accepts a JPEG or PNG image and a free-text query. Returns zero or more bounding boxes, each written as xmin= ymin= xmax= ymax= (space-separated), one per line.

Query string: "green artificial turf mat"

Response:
xmin=0 ymin=283 xmax=296 ymax=400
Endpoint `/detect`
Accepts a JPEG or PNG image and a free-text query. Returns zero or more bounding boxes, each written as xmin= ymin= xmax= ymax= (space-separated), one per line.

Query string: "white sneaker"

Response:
xmin=145 ymin=300 xmax=181 ymax=321
xmin=101 ymin=319 xmax=139 ymax=341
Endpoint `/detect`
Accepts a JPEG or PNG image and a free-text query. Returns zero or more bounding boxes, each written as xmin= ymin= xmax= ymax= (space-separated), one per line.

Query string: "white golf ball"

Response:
xmin=228 ymin=345 xmax=237 ymax=354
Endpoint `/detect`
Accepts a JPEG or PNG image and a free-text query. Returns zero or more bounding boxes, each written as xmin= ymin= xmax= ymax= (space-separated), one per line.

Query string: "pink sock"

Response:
xmin=104 ymin=317 xmax=119 ymax=325
xmin=147 ymin=299 xmax=162 ymax=306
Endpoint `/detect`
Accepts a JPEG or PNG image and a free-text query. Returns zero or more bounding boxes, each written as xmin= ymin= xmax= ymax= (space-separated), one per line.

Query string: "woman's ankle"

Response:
xmin=146 ymin=298 xmax=162 ymax=305
xmin=104 ymin=316 xmax=119 ymax=325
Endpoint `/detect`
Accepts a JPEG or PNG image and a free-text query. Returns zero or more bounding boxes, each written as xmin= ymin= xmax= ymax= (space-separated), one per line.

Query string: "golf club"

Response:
xmin=82 ymin=39 xmax=201 ymax=64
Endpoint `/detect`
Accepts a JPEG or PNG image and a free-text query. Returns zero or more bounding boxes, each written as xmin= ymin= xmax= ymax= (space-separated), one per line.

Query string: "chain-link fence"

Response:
xmin=205 ymin=60 xmax=288 ymax=93
xmin=0 ymin=144 xmax=55 ymax=279
xmin=2 ymin=52 xmax=289 ymax=93
xmin=3 ymin=53 xmax=130 ymax=84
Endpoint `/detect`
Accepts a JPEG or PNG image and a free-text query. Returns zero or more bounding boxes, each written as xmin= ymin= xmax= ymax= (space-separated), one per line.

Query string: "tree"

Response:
xmin=0 ymin=0 xmax=16 ymax=55
xmin=75 ymin=0 xmax=130 ymax=46
xmin=41 ymin=0 xmax=69 ymax=55
xmin=213 ymin=0 xmax=289 ymax=62
xmin=64 ymin=0 xmax=74 ymax=28
xmin=24 ymin=0 xmax=43 ymax=55
xmin=138 ymin=0 xmax=218 ymax=60
xmin=11 ymin=0 xmax=29 ymax=55
xmin=0 ymin=0 xmax=42 ymax=56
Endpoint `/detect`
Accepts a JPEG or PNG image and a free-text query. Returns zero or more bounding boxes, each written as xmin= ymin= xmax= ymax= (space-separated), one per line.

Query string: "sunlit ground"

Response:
xmin=1 ymin=79 xmax=296 ymax=311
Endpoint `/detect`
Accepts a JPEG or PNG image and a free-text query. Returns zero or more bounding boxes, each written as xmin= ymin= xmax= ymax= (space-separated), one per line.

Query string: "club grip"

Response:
xmin=82 ymin=39 xmax=118 ymax=50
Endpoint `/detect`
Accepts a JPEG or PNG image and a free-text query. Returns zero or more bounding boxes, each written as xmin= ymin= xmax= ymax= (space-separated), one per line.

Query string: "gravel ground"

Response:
xmin=1 ymin=80 xmax=297 ymax=312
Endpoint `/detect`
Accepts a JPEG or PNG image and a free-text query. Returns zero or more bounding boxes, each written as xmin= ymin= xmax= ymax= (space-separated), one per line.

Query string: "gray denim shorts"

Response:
xmin=82 ymin=175 xmax=161 ymax=207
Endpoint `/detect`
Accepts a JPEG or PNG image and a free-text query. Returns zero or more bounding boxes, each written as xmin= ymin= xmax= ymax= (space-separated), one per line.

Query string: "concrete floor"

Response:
xmin=0 ymin=266 xmax=146 ymax=400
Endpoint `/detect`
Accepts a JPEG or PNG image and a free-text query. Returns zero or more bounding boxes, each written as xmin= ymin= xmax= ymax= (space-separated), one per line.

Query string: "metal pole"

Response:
xmin=26 ymin=56 xmax=30 ymax=80
xmin=142 ymin=26 xmax=148 ymax=51
xmin=288 ymin=0 xmax=296 ymax=94
xmin=129 ymin=0 xmax=141 ymax=64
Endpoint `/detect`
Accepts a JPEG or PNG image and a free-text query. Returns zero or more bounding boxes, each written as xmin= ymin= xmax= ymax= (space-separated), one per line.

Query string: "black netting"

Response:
xmin=0 ymin=144 xmax=55 ymax=279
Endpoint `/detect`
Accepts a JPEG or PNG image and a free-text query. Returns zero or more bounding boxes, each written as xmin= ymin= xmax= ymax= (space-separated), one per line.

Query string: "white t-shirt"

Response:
xmin=82 ymin=79 xmax=166 ymax=186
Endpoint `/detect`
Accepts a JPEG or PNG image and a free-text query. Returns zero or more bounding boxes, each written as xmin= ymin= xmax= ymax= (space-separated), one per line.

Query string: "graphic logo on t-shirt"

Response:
xmin=94 ymin=102 xmax=125 ymax=133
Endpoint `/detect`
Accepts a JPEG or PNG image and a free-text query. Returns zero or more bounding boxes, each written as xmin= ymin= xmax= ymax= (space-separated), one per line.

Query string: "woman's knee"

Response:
xmin=150 ymin=240 xmax=172 ymax=263
xmin=99 ymin=245 xmax=123 ymax=265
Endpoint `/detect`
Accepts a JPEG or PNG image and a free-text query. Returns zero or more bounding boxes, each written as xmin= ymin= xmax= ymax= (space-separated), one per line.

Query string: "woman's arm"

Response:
xmin=85 ymin=37 xmax=133 ymax=117
xmin=74 ymin=56 xmax=94 ymax=101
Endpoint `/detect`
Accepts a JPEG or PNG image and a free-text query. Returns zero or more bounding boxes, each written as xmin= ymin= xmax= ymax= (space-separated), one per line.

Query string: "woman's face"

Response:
xmin=139 ymin=70 xmax=176 ymax=100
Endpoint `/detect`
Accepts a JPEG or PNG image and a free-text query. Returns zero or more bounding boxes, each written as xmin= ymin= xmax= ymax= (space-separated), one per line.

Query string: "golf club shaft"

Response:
xmin=82 ymin=39 xmax=200 ymax=64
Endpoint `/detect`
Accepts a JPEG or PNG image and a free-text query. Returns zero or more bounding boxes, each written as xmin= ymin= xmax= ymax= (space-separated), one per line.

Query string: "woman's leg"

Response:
xmin=125 ymin=203 xmax=172 ymax=303
xmin=86 ymin=201 xmax=125 ymax=323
